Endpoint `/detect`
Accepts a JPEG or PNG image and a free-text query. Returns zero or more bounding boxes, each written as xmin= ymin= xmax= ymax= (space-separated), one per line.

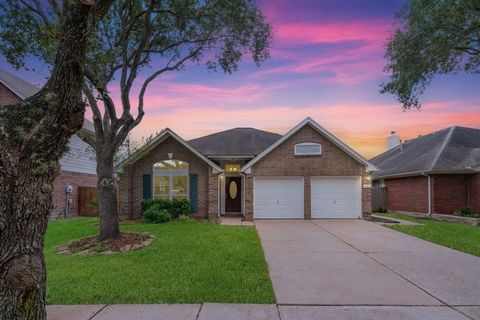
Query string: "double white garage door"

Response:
xmin=253 ymin=177 xmax=361 ymax=219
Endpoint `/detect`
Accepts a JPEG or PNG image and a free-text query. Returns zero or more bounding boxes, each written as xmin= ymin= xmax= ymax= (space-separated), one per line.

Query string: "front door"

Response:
xmin=225 ymin=177 xmax=241 ymax=212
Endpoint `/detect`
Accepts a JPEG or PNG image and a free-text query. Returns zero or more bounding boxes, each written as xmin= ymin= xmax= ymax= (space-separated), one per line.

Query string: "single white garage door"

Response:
xmin=311 ymin=177 xmax=361 ymax=219
xmin=254 ymin=177 xmax=304 ymax=219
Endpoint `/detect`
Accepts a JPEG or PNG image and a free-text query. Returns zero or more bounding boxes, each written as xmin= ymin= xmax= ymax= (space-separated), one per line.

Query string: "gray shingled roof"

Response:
xmin=188 ymin=128 xmax=282 ymax=157
xmin=371 ymin=126 xmax=480 ymax=178
xmin=0 ymin=68 xmax=40 ymax=99
xmin=0 ymin=68 xmax=94 ymax=133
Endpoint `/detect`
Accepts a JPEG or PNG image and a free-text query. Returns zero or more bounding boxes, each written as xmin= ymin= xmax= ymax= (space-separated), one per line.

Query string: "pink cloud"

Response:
xmin=248 ymin=18 xmax=394 ymax=84
xmin=274 ymin=20 xmax=391 ymax=46
xmin=253 ymin=44 xmax=384 ymax=84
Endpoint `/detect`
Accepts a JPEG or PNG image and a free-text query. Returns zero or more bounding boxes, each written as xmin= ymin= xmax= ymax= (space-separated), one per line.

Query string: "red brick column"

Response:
xmin=245 ymin=175 xmax=254 ymax=221
xmin=304 ymin=177 xmax=311 ymax=219
xmin=362 ymin=173 xmax=372 ymax=217
xmin=208 ymin=169 xmax=220 ymax=220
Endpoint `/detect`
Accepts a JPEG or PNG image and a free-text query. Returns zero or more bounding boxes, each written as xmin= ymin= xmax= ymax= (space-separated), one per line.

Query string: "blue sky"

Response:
xmin=1 ymin=0 xmax=478 ymax=158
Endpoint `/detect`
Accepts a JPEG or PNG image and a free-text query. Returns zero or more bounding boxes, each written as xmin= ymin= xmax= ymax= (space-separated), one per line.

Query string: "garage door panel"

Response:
xmin=311 ymin=177 xmax=361 ymax=219
xmin=254 ymin=178 xmax=303 ymax=219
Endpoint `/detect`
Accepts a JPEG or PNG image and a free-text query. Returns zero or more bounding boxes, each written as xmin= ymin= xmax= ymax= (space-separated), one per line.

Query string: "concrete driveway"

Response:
xmin=255 ymin=220 xmax=480 ymax=319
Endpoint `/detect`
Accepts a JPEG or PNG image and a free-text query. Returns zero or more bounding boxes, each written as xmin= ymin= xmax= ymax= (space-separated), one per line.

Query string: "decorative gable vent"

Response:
xmin=294 ymin=142 xmax=322 ymax=156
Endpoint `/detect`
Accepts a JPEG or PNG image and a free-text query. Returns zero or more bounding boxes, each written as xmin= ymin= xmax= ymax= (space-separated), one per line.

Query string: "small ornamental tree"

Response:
xmin=381 ymin=0 xmax=480 ymax=109
xmin=0 ymin=1 xmax=115 ymax=319
xmin=0 ymin=0 xmax=272 ymax=240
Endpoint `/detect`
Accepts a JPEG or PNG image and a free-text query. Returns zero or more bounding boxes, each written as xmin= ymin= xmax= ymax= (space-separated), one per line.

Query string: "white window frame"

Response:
xmin=152 ymin=160 xmax=189 ymax=200
xmin=294 ymin=142 xmax=322 ymax=156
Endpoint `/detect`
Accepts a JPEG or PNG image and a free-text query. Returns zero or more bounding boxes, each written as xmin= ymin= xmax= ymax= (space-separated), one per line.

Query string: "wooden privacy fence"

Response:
xmin=372 ymin=186 xmax=388 ymax=213
xmin=78 ymin=186 xmax=98 ymax=216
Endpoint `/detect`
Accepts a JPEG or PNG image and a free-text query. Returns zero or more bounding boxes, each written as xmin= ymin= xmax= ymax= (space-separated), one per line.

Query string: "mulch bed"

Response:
xmin=56 ymin=232 xmax=154 ymax=255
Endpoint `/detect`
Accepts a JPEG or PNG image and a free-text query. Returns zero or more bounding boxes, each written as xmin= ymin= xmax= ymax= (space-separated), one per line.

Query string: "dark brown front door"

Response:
xmin=225 ymin=177 xmax=241 ymax=212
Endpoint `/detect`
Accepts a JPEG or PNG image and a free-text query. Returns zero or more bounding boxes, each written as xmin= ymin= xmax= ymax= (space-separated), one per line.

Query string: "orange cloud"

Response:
xmin=130 ymin=101 xmax=480 ymax=160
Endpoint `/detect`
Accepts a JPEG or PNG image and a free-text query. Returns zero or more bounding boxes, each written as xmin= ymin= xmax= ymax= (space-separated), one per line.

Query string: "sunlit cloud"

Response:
xmin=130 ymin=100 xmax=480 ymax=159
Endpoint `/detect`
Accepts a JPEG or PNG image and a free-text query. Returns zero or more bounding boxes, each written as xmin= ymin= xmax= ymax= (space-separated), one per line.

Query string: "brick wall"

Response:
xmin=51 ymin=170 xmax=97 ymax=219
xmin=470 ymin=174 xmax=480 ymax=213
xmin=432 ymin=174 xmax=470 ymax=214
xmin=245 ymin=124 xmax=370 ymax=220
xmin=384 ymin=174 xmax=479 ymax=215
xmin=118 ymin=136 xmax=214 ymax=219
xmin=385 ymin=176 xmax=428 ymax=213
xmin=0 ymin=83 xmax=22 ymax=105
xmin=208 ymin=171 xmax=219 ymax=220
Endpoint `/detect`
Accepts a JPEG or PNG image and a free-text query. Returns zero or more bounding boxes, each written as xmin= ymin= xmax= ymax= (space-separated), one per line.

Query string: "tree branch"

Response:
xmin=82 ymin=82 xmax=104 ymax=141
xmin=76 ymin=129 xmax=97 ymax=148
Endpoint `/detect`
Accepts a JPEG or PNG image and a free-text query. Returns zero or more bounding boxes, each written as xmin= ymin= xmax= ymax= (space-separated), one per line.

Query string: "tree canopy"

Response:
xmin=381 ymin=0 xmax=480 ymax=109
xmin=0 ymin=0 xmax=272 ymax=240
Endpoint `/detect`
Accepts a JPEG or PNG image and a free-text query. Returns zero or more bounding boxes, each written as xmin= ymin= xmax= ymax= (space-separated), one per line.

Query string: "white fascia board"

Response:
xmin=241 ymin=117 xmax=377 ymax=172
xmin=121 ymin=128 xmax=223 ymax=173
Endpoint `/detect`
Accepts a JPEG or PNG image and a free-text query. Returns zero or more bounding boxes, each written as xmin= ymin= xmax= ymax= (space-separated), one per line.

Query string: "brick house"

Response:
xmin=119 ymin=117 xmax=377 ymax=221
xmin=0 ymin=69 xmax=97 ymax=218
xmin=371 ymin=127 xmax=480 ymax=215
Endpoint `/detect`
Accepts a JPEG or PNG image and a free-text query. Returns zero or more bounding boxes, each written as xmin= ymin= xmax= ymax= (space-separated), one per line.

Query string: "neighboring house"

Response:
xmin=371 ymin=127 xmax=480 ymax=215
xmin=0 ymin=69 xmax=97 ymax=218
xmin=119 ymin=117 xmax=377 ymax=221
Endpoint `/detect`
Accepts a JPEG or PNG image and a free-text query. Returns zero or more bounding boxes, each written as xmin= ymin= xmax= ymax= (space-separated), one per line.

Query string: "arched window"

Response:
xmin=294 ymin=142 xmax=322 ymax=156
xmin=153 ymin=160 xmax=189 ymax=200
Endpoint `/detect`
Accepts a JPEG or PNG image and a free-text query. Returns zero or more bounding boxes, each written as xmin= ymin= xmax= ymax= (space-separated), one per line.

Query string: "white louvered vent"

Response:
xmin=294 ymin=142 xmax=322 ymax=156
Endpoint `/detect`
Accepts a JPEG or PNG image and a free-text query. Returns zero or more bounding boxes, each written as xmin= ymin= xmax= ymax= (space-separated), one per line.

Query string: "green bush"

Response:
xmin=453 ymin=206 xmax=479 ymax=218
xmin=169 ymin=198 xmax=190 ymax=218
xmin=143 ymin=206 xmax=172 ymax=223
xmin=141 ymin=199 xmax=156 ymax=213
xmin=141 ymin=198 xmax=191 ymax=219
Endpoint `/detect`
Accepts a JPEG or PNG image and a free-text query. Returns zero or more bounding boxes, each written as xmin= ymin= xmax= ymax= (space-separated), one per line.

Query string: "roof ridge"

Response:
xmin=430 ymin=125 xmax=456 ymax=170
xmin=188 ymin=127 xmax=281 ymax=141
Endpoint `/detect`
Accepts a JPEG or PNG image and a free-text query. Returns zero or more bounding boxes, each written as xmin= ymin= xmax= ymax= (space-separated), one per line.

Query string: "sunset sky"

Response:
xmin=1 ymin=0 xmax=479 ymax=158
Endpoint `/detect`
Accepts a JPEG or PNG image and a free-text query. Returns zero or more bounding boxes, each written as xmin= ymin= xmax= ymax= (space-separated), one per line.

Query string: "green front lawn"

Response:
xmin=380 ymin=213 xmax=480 ymax=257
xmin=45 ymin=218 xmax=275 ymax=304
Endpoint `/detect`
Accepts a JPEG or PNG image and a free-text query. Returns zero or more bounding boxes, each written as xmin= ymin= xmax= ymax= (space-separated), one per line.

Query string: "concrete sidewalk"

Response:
xmin=47 ymin=303 xmax=479 ymax=320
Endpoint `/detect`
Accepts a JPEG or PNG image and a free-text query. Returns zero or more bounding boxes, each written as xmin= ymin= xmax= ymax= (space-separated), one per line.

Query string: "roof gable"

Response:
xmin=120 ymin=128 xmax=223 ymax=173
xmin=188 ymin=128 xmax=281 ymax=157
xmin=241 ymin=117 xmax=377 ymax=172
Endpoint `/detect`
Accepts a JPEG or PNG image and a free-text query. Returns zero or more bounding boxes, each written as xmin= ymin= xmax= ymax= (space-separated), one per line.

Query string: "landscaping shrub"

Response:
xmin=143 ymin=205 xmax=172 ymax=223
xmin=169 ymin=198 xmax=190 ymax=218
xmin=141 ymin=199 xmax=156 ymax=213
xmin=141 ymin=198 xmax=191 ymax=219
xmin=453 ymin=207 xmax=479 ymax=218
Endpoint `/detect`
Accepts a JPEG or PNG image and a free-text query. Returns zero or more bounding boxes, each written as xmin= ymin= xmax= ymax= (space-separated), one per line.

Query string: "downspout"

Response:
xmin=239 ymin=171 xmax=246 ymax=219
xmin=422 ymin=172 xmax=432 ymax=218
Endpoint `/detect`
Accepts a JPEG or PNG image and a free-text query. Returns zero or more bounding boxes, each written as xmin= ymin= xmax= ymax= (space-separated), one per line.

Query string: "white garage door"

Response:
xmin=254 ymin=178 xmax=304 ymax=219
xmin=311 ymin=177 xmax=361 ymax=219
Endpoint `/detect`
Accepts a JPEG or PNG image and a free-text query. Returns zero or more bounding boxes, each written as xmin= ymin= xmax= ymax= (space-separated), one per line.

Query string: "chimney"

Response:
xmin=387 ymin=131 xmax=401 ymax=150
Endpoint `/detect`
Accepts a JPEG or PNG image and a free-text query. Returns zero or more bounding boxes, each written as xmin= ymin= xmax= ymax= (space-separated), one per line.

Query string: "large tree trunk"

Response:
xmin=0 ymin=169 xmax=53 ymax=320
xmin=97 ymin=153 xmax=120 ymax=240
xmin=0 ymin=2 xmax=114 ymax=319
